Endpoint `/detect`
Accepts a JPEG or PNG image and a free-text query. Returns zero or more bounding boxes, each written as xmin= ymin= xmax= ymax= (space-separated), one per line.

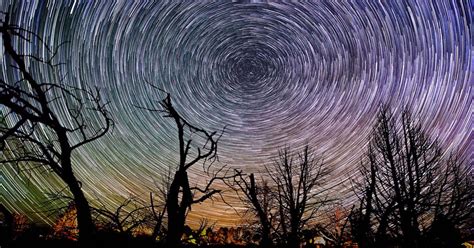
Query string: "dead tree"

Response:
xmin=92 ymin=196 xmax=151 ymax=235
xmin=350 ymin=146 xmax=381 ymax=247
xmin=0 ymin=12 xmax=112 ymax=246
xmin=149 ymin=192 xmax=167 ymax=241
xmin=149 ymin=167 xmax=172 ymax=241
xmin=142 ymin=91 xmax=235 ymax=247
xmin=432 ymin=153 xmax=473 ymax=227
xmin=267 ymin=146 xmax=331 ymax=248
xmin=232 ymin=171 xmax=275 ymax=247
xmin=353 ymin=107 xmax=473 ymax=248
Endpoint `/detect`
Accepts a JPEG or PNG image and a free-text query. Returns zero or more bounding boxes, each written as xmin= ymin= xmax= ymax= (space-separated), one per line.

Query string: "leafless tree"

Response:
xmin=140 ymin=90 xmax=236 ymax=247
xmin=267 ymin=145 xmax=331 ymax=248
xmin=232 ymin=171 xmax=275 ymax=247
xmin=352 ymin=106 xmax=473 ymax=248
xmin=149 ymin=191 xmax=167 ymax=241
xmin=350 ymin=146 xmax=382 ymax=248
xmin=92 ymin=196 xmax=151 ymax=235
xmin=149 ymin=167 xmax=172 ymax=241
xmin=0 ymin=12 xmax=112 ymax=246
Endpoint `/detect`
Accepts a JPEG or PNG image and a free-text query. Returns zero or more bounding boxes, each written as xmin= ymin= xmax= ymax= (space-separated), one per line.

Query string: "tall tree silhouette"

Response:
xmin=143 ymin=91 xmax=234 ymax=247
xmin=353 ymin=107 xmax=473 ymax=248
xmin=232 ymin=171 xmax=275 ymax=247
xmin=148 ymin=163 xmax=175 ymax=241
xmin=268 ymin=146 xmax=331 ymax=248
xmin=0 ymin=12 xmax=112 ymax=246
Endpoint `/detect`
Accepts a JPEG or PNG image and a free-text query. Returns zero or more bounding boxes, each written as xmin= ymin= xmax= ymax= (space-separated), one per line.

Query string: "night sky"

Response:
xmin=1 ymin=1 xmax=472 ymax=227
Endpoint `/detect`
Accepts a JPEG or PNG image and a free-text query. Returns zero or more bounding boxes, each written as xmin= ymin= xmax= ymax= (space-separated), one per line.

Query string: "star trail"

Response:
xmin=0 ymin=1 xmax=472 ymax=227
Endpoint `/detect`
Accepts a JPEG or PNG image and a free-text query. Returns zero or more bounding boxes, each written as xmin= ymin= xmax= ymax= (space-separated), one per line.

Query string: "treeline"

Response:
xmin=228 ymin=107 xmax=473 ymax=248
xmin=0 ymin=11 xmax=472 ymax=248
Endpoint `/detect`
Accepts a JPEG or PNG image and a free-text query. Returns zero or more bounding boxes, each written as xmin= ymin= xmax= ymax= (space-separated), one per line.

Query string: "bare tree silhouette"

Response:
xmin=350 ymin=145 xmax=382 ymax=248
xmin=0 ymin=12 xmax=112 ymax=247
xmin=268 ymin=145 xmax=331 ymax=248
xmin=92 ymin=196 xmax=151 ymax=235
xmin=141 ymin=90 xmax=235 ymax=247
xmin=234 ymin=146 xmax=332 ymax=247
xmin=149 ymin=191 xmax=167 ymax=241
xmin=352 ymin=107 xmax=473 ymax=248
xmin=232 ymin=171 xmax=275 ymax=247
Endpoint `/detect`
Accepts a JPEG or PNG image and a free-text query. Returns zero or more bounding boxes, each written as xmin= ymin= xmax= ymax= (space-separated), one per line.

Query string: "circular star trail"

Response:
xmin=0 ymin=1 xmax=471 ymax=227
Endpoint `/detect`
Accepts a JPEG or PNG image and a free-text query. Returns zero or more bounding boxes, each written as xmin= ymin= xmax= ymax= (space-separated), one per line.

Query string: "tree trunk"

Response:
xmin=260 ymin=224 xmax=272 ymax=248
xmin=151 ymin=198 xmax=166 ymax=241
xmin=287 ymin=232 xmax=299 ymax=248
xmin=287 ymin=214 xmax=300 ymax=248
xmin=166 ymin=171 xmax=186 ymax=247
xmin=400 ymin=219 xmax=419 ymax=248
xmin=248 ymin=174 xmax=273 ymax=248
xmin=167 ymin=211 xmax=186 ymax=247
xmin=64 ymin=170 xmax=96 ymax=247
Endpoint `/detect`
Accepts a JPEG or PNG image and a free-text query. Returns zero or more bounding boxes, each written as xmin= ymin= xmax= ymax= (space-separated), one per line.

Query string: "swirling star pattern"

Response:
xmin=0 ymin=1 xmax=472 ymax=227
